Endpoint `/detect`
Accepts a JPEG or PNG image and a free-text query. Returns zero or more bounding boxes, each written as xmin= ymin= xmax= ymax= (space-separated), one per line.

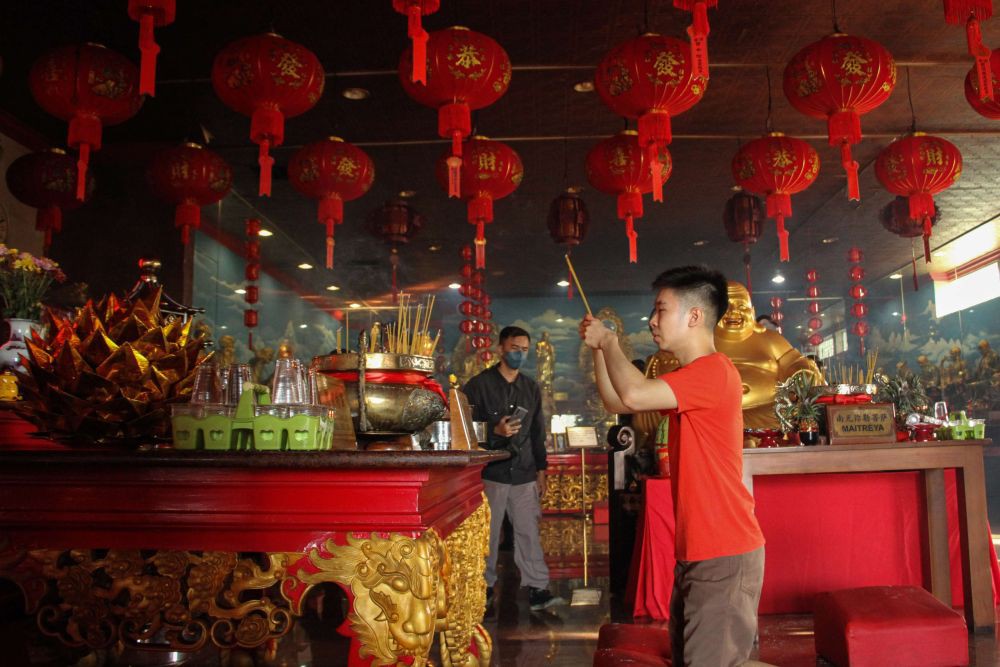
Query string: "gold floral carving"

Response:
xmin=540 ymin=518 xmax=610 ymax=561
xmin=540 ymin=471 xmax=609 ymax=511
xmin=296 ymin=530 xmax=446 ymax=667
xmin=438 ymin=498 xmax=492 ymax=667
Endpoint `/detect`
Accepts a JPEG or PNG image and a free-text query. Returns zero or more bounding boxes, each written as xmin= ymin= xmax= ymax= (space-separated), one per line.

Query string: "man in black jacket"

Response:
xmin=463 ymin=325 xmax=564 ymax=612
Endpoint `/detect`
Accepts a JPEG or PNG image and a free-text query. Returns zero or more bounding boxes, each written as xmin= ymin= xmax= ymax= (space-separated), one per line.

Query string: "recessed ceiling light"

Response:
xmin=556 ymin=317 xmax=564 ymax=323
xmin=257 ymin=229 xmax=273 ymax=237
xmin=428 ymin=244 xmax=441 ymax=252
xmin=220 ymin=325 xmax=228 ymax=330
xmin=730 ymin=184 xmax=742 ymax=192
xmin=641 ymin=316 xmax=649 ymax=321
xmin=398 ymin=190 xmax=417 ymax=198
xmin=892 ymin=312 xmax=899 ymax=316
xmin=692 ymin=240 xmax=707 ymax=246
xmin=448 ymin=282 xmax=461 ymax=289
xmin=349 ymin=303 xmax=361 ymax=309
xmin=342 ymin=87 xmax=370 ymax=100
xmin=326 ymin=285 xmax=340 ymax=291
xmin=565 ymin=185 xmax=584 ymax=194
xmin=822 ymin=237 xmax=839 ymax=244
xmin=557 ymin=280 xmax=570 ymax=287
xmin=771 ymin=274 xmax=785 ymax=284
xmin=796 ymin=325 xmax=803 ymax=329
xmin=573 ymin=81 xmax=594 ymax=93
xmin=234 ymin=288 xmax=247 ymax=294
xmin=299 ymin=324 xmax=308 ymax=329
xmin=298 ymin=263 xmax=314 ymax=270
xmin=890 ymin=273 xmax=903 ymax=280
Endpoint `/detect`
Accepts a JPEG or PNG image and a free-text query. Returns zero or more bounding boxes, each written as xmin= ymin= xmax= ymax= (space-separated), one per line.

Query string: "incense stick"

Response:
xmin=564 ymin=254 xmax=592 ymax=316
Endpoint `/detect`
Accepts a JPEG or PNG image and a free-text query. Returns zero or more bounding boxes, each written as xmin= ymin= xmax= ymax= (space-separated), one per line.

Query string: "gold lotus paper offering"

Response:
xmin=16 ymin=288 xmax=210 ymax=445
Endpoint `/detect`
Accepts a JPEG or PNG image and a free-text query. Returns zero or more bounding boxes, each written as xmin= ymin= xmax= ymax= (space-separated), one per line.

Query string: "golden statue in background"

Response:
xmin=217 ymin=334 xmax=236 ymax=368
xmin=536 ymin=331 xmax=556 ymax=426
xmin=579 ymin=307 xmax=631 ymax=429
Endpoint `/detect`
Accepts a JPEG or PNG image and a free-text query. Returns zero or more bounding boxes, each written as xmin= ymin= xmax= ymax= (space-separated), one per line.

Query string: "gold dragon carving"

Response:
xmin=438 ymin=498 xmax=492 ymax=667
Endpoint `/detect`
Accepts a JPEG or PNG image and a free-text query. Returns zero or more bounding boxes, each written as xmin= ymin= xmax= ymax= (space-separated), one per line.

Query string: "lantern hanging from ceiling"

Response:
xmin=547 ymin=191 xmax=589 ymax=298
xmin=731 ymin=132 xmax=820 ymax=262
xmin=366 ymin=199 xmax=424 ymax=298
xmin=212 ymin=33 xmax=325 ymax=197
xmin=244 ymin=218 xmax=261 ymax=348
xmin=127 ymin=0 xmax=176 ymax=96
xmin=879 ymin=195 xmax=939 ymax=290
xmin=29 ymin=43 xmax=143 ymax=202
xmin=805 ymin=269 xmax=822 ymax=340
xmin=769 ymin=296 xmax=784 ymax=335
xmin=5 ymin=149 xmax=95 ymax=249
xmin=289 ymin=137 xmax=375 ymax=270
xmin=723 ymin=191 xmax=764 ymax=295
xmin=147 ymin=143 xmax=233 ymax=245
xmin=672 ymin=0 xmax=717 ymax=79
xmin=964 ymin=49 xmax=1000 ymax=117
xmin=874 ymin=132 xmax=961 ymax=263
xmin=393 ymin=0 xmax=440 ymax=84
xmin=943 ymin=0 xmax=994 ymax=101
xmin=435 ymin=136 xmax=522 ymax=270
xmin=847 ymin=246 xmax=869 ymax=356
xmin=400 ymin=27 xmax=511 ymax=198
xmin=586 ymin=130 xmax=672 ymax=263
xmin=782 ymin=33 xmax=896 ymax=201
xmin=594 ymin=33 xmax=706 ymax=202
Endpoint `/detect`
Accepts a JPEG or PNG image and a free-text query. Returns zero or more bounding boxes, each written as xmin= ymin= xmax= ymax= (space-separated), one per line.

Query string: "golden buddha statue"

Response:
xmin=217 ymin=334 xmax=236 ymax=368
xmin=715 ymin=281 xmax=821 ymax=430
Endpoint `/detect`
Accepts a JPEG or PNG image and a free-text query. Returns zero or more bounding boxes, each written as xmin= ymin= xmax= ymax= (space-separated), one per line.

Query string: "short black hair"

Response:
xmin=651 ymin=265 xmax=728 ymax=326
xmin=499 ymin=325 xmax=530 ymax=344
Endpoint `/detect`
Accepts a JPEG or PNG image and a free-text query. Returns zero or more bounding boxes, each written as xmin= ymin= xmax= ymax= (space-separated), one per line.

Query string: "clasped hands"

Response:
xmin=578 ymin=314 xmax=616 ymax=350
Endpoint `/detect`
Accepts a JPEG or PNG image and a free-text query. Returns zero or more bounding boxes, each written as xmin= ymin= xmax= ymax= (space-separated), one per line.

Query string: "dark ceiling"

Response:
xmin=1 ymin=1 xmax=999 ymax=321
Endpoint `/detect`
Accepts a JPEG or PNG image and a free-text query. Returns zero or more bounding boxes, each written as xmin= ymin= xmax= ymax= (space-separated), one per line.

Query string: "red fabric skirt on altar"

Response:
xmin=627 ymin=472 xmax=1000 ymax=618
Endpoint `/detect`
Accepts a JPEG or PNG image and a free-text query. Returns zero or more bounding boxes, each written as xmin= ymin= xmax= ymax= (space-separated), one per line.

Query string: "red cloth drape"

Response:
xmin=630 ymin=472 xmax=1000 ymax=619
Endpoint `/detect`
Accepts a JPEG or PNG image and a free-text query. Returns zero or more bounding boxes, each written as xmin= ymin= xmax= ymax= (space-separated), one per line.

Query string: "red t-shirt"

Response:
xmin=659 ymin=352 xmax=765 ymax=561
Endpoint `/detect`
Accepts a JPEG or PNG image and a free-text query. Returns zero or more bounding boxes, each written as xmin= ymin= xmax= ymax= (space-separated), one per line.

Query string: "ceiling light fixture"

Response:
xmin=257 ymin=229 xmax=273 ymax=237
xmin=448 ymin=282 xmax=461 ymax=289
xmin=220 ymin=325 xmax=228 ymax=330
xmin=349 ymin=303 xmax=361 ymax=309
xmin=890 ymin=273 xmax=903 ymax=280
xmin=298 ymin=263 xmax=313 ymax=270
xmin=557 ymin=280 xmax=570 ymax=287
xmin=641 ymin=316 xmax=649 ymax=321
xmin=573 ymin=81 xmax=594 ymax=93
xmin=565 ymin=185 xmax=584 ymax=194
xmin=556 ymin=318 xmax=564 ymax=323
xmin=398 ymin=190 xmax=417 ymax=198
xmin=796 ymin=325 xmax=803 ymax=329
xmin=428 ymin=244 xmax=441 ymax=252
xmin=342 ymin=87 xmax=370 ymax=100
xmin=892 ymin=312 xmax=899 ymax=316
xmin=821 ymin=236 xmax=839 ymax=244
xmin=299 ymin=324 xmax=308 ymax=329
xmin=771 ymin=274 xmax=785 ymax=284
xmin=234 ymin=288 xmax=246 ymax=294
xmin=326 ymin=285 xmax=340 ymax=291
xmin=692 ymin=240 xmax=707 ymax=246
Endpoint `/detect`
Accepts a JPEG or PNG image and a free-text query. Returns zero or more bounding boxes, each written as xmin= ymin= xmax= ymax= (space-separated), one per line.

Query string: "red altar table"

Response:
xmin=628 ymin=440 xmax=1000 ymax=632
xmin=0 ymin=440 xmax=505 ymax=666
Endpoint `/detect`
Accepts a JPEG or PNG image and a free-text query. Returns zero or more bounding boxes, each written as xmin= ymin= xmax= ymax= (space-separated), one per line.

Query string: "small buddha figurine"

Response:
xmin=715 ymin=281 xmax=822 ymax=430
xmin=975 ymin=339 xmax=1000 ymax=383
xmin=917 ymin=354 xmax=942 ymax=402
xmin=217 ymin=334 xmax=236 ymax=368
xmin=277 ymin=339 xmax=295 ymax=360
xmin=536 ymin=331 xmax=556 ymax=424
xmin=250 ymin=345 xmax=275 ymax=384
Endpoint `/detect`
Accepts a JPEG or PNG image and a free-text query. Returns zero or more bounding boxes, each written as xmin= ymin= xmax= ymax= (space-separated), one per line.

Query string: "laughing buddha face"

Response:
xmin=717 ymin=282 xmax=760 ymax=341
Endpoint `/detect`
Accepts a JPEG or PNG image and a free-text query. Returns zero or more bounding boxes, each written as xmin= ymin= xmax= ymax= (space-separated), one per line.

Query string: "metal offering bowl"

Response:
xmin=312 ymin=352 xmax=447 ymax=434
xmin=818 ymin=383 xmax=878 ymax=396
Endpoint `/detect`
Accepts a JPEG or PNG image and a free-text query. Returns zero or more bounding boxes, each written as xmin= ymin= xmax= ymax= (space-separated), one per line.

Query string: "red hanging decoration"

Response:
xmin=392 ymin=0 xmax=440 ymax=84
xmin=547 ymin=192 xmax=589 ymax=298
xmin=289 ymin=137 xmax=375 ymax=269
xmin=212 ymin=33 xmax=325 ymax=197
xmin=245 ymin=218 xmax=262 ymax=348
xmin=723 ymin=191 xmax=764 ymax=295
xmin=672 ymin=0 xmax=717 ymax=80
xmin=147 ymin=143 xmax=233 ymax=245
xmin=943 ymin=0 xmax=994 ymax=101
xmin=805 ymin=268 xmax=822 ymax=338
xmin=5 ymin=149 xmax=95 ymax=250
xmin=367 ymin=199 xmax=423 ymax=301
xmin=874 ymin=132 xmax=961 ymax=263
xmin=847 ymin=246 xmax=868 ymax=356
xmin=783 ymin=33 xmax=896 ymax=201
xmin=127 ymin=0 xmax=176 ymax=97
xmin=399 ymin=27 xmax=511 ymax=199
xmin=965 ymin=49 xmax=1000 ymax=117
xmin=29 ymin=43 xmax=143 ymax=202
xmin=879 ymin=196 xmax=939 ymax=290
xmin=769 ymin=296 xmax=785 ymax=335
xmin=732 ymin=132 xmax=820 ymax=262
xmin=435 ymin=136 xmax=522 ymax=270
xmin=594 ymin=33 xmax=706 ymax=202
xmin=587 ymin=130 xmax=672 ymax=263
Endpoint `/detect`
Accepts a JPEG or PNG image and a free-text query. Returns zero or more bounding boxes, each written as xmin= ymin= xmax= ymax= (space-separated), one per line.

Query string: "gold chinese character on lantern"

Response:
xmin=839 ymin=50 xmax=870 ymax=78
xmin=477 ymin=151 xmax=497 ymax=172
xmin=771 ymin=149 xmax=793 ymax=169
xmin=337 ymin=157 xmax=359 ymax=179
xmin=454 ymin=45 xmax=483 ymax=69
xmin=652 ymin=50 xmax=681 ymax=81
xmin=921 ymin=145 xmax=944 ymax=166
xmin=275 ymin=52 xmax=304 ymax=81
xmin=170 ymin=161 xmax=190 ymax=181
xmin=610 ymin=148 xmax=629 ymax=173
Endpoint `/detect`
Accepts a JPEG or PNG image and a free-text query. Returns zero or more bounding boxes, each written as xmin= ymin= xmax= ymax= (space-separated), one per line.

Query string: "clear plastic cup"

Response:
xmin=272 ymin=359 xmax=303 ymax=405
xmin=191 ymin=363 xmax=224 ymax=404
xmin=225 ymin=364 xmax=253 ymax=405
xmin=933 ymin=401 xmax=949 ymax=423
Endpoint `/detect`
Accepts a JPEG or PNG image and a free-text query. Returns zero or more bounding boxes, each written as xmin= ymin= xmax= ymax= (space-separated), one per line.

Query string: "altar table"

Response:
xmin=628 ymin=440 xmax=999 ymax=632
xmin=0 ymin=441 xmax=506 ymax=666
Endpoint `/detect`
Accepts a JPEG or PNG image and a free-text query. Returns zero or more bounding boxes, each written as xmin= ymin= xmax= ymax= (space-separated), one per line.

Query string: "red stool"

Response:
xmin=813 ymin=586 xmax=969 ymax=667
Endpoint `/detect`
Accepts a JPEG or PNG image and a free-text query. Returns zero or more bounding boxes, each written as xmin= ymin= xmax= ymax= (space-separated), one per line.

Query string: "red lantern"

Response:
xmin=847 ymin=247 xmax=864 ymax=264
xmin=732 ymin=133 xmax=820 ymax=262
xmin=587 ymin=131 xmax=672 ymax=263
xmin=808 ymin=317 xmax=823 ymax=331
xmin=435 ymin=137 xmax=522 ymax=269
xmin=875 ymin=133 xmax=961 ymax=262
xmin=805 ymin=269 xmax=818 ymax=283
xmin=392 ymin=0 xmax=440 ymax=84
xmin=851 ymin=320 xmax=871 ymax=337
xmin=481 ymin=294 xmax=492 ymax=307
xmin=595 ymin=33 xmax=706 ymax=201
xmin=461 ymin=244 xmax=473 ymax=263
xmin=5 ymin=149 xmax=95 ymax=249
xmin=460 ymin=320 xmax=474 ymax=334
xmin=548 ymin=192 xmax=590 ymax=298
xmin=849 ymin=265 xmax=865 ymax=282
xmin=244 ymin=218 xmax=262 ymax=347
xmin=723 ymin=191 xmax=764 ymax=293
xmin=471 ymin=271 xmax=485 ymax=287
xmin=289 ymin=137 xmax=375 ymax=269
xmin=212 ymin=33 xmax=325 ymax=197
xmin=367 ymin=199 xmax=424 ymax=298
xmin=808 ymin=302 xmax=821 ymax=315
xmin=672 ymin=0 xmax=717 ymax=79
xmin=460 ymin=264 xmax=473 ymax=279
xmin=851 ymin=302 xmax=869 ymax=318
xmin=29 ymin=43 xmax=143 ymax=201
xmin=850 ymin=284 xmax=867 ymax=300
xmin=880 ymin=196 xmax=939 ymax=290
xmin=808 ymin=333 xmax=824 ymax=346
xmin=783 ymin=34 xmax=896 ymax=201
xmin=460 ymin=301 xmax=475 ymax=316
xmin=807 ymin=285 xmax=819 ymax=298
xmin=964 ymin=50 xmax=1000 ymax=117
xmin=127 ymin=0 xmax=176 ymax=96
xmin=770 ymin=310 xmax=785 ymax=323
xmin=943 ymin=0 xmax=994 ymax=101
xmin=769 ymin=296 xmax=784 ymax=309
xmin=479 ymin=350 xmax=495 ymax=363
xmin=400 ymin=27 xmax=511 ymax=198
xmin=147 ymin=143 xmax=233 ymax=244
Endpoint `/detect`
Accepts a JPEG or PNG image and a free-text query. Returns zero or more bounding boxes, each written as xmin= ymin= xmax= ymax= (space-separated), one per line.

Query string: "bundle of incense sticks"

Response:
xmin=376 ymin=294 xmax=440 ymax=356
xmin=825 ymin=347 xmax=879 ymax=386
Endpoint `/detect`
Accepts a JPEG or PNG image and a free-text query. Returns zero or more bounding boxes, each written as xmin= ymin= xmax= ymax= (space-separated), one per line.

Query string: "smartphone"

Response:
xmin=510 ymin=406 xmax=529 ymax=424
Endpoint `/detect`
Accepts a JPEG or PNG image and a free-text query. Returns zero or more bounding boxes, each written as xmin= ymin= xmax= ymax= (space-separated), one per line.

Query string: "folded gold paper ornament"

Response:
xmin=16 ymin=287 xmax=211 ymax=445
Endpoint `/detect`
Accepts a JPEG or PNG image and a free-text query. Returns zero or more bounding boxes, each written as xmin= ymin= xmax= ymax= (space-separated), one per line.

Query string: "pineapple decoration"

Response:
xmin=774 ymin=370 xmax=822 ymax=445
xmin=16 ymin=288 xmax=210 ymax=444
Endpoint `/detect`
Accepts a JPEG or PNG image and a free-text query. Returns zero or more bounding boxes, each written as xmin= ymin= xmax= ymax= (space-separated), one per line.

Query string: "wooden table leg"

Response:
xmin=958 ymin=454 xmax=996 ymax=633
xmin=924 ymin=468 xmax=952 ymax=606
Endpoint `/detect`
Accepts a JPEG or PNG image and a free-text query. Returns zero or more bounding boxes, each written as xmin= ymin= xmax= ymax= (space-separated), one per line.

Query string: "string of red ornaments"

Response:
xmin=769 ymin=296 xmax=784 ymax=335
xmin=805 ymin=269 xmax=823 ymax=347
xmin=244 ymin=219 xmax=262 ymax=348
xmin=847 ymin=247 xmax=869 ymax=356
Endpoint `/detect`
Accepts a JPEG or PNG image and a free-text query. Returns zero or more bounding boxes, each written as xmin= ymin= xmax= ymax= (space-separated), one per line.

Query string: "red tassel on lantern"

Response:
xmin=127 ymin=0 xmax=176 ymax=97
xmin=673 ymin=0 xmax=717 ymax=80
xmin=392 ymin=1 xmax=440 ymax=84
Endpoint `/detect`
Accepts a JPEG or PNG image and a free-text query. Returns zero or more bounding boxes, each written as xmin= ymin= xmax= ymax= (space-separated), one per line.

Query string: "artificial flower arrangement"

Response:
xmin=0 ymin=244 xmax=66 ymax=320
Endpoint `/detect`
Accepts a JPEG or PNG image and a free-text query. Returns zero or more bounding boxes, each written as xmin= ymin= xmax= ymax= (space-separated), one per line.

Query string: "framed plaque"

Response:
xmin=825 ymin=402 xmax=897 ymax=445
xmin=566 ymin=425 xmax=599 ymax=449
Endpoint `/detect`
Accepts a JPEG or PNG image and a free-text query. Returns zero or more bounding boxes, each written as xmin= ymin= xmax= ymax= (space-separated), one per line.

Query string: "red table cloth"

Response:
xmin=628 ymin=472 xmax=1000 ymax=618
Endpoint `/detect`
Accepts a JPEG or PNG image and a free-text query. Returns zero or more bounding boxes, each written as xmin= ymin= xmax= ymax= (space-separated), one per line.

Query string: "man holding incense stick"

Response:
xmin=464 ymin=325 xmax=565 ymax=613
xmin=580 ymin=266 xmax=765 ymax=667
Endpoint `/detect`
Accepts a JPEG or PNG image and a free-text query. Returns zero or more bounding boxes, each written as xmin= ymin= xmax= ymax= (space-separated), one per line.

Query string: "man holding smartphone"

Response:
xmin=463 ymin=325 xmax=565 ymax=612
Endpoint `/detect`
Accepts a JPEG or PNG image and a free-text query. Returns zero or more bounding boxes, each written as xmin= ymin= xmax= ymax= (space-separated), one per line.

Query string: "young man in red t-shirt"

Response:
xmin=580 ymin=265 xmax=765 ymax=666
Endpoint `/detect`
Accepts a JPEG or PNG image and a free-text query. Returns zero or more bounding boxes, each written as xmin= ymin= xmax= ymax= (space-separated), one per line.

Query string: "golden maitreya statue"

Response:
xmin=636 ymin=281 xmax=821 ymax=441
